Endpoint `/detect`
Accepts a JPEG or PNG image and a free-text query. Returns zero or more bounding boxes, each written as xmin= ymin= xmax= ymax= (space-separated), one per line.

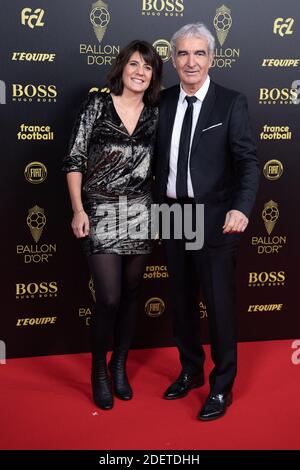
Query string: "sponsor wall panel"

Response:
xmin=0 ymin=0 xmax=299 ymax=357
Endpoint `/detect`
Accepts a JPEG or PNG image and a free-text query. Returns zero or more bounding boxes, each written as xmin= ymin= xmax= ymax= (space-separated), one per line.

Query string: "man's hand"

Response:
xmin=223 ymin=209 xmax=248 ymax=234
xmin=71 ymin=211 xmax=90 ymax=238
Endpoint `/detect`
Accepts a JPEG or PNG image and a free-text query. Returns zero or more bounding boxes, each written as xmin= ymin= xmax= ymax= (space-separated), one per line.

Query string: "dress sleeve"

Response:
xmin=62 ymin=92 xmax=103 ymax=174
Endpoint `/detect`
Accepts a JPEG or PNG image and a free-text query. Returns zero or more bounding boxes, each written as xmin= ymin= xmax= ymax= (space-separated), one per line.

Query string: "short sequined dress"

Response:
xmin=62 ymin=91 xmax=158 ymax=256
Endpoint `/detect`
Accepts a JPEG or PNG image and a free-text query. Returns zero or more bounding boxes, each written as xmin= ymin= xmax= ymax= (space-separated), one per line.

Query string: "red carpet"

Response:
xmin=0 ymin=340 xmax=299 ymax=450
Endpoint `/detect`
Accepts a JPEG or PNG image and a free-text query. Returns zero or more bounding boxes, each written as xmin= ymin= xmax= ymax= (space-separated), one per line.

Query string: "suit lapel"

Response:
xmin=191 ymin=81 xmax=216 ymax=153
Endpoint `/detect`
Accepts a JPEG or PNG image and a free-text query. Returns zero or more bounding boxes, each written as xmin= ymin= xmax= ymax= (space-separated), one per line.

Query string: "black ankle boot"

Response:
xmin=109 ymin=349 xmax=133 ymax=400
xmin=91 ymin=355 xmax=113 ymax=410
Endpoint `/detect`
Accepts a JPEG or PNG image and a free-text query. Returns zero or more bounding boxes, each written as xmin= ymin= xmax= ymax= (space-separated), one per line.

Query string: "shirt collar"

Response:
xmin=179 ymin=75 xmax=210 ymax=104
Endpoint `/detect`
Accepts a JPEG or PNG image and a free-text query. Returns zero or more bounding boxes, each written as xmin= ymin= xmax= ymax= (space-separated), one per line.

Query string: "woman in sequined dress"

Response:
xmin=62 ymin=41 xmax=162 ymax=410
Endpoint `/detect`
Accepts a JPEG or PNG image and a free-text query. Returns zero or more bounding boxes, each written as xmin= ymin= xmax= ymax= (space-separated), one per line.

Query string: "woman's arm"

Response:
xmin=63 ymin=92 xmax=104 ymax=238
xmin=66 ymin=172 xmax=90 ymax=238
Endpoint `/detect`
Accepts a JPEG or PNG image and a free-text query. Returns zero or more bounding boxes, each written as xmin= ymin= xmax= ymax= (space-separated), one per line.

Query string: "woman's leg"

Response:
xmin=110 ymin=254 xmax=148 ymax=400
xmin=115 ymin=254 xmax=148 ymax=350
xmin=88 ymin=253 xmax=122 ymax=409
xmin=88 ymin=253 xmax=122 ymax=354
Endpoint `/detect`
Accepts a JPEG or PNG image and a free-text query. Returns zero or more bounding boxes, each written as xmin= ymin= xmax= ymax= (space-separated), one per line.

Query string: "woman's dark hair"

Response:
xmin=106 ymin=40 xmax=163 ymax=106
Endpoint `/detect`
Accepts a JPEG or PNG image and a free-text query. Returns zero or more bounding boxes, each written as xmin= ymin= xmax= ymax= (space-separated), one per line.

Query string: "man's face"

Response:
xmin=172 ymin=36 xmax=214 ymax=90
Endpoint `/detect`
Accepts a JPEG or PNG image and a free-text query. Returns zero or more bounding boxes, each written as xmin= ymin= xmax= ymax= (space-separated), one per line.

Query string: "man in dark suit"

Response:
xmin=153 ymin=23 xmax=260 ymax=420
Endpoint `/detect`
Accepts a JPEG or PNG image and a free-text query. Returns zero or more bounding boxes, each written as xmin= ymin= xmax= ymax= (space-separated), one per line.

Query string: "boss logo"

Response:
xmin=259 ymin=88 xmax=297 ymax=103
xmin=248 ymin=271 xmax=285 ymax=285
xmin=16 ymin=281 xmax=58 ymax=297
xmin=12 ymin=84 xmax=57 ymax=99
xmin=142 ymin=0 xmax=184 ymax=14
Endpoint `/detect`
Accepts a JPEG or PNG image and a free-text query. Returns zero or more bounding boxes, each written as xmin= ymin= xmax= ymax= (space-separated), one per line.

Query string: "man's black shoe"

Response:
xmin=163 ymin=370 xmax=204 ymax=400
xmin=197 ymin=391 xmax=232 ymax=421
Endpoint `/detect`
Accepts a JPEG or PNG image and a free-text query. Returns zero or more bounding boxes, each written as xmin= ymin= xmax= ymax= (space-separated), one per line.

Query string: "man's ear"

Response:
xmin=172 ymin=55 xmax=176 ymax=69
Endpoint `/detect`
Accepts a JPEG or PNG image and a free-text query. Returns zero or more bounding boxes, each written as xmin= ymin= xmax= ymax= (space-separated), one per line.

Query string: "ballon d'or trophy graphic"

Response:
xmin=90 ymin=0 xmax=110 ymax=43
xmin=262 ymin=200 xmax=279 ymax=235
xmin=26 ymin=205 xmax=46 ymax=243
xmin=213 ymin=5 xmax=232 ymax=46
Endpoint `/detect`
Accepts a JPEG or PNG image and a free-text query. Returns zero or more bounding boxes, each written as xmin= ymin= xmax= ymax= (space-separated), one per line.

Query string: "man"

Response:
xmin=153 ymin=23 xmax=260 ymax=421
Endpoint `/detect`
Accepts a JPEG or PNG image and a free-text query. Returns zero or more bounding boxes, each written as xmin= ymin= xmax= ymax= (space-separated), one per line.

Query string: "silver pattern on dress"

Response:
xmin=62 ymin=92 xmax=158 ymax=255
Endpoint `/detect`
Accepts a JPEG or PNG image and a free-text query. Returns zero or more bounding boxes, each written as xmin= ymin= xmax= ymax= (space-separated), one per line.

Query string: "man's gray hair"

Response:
xmin=171 ymin=23 xmax=215 ymax=56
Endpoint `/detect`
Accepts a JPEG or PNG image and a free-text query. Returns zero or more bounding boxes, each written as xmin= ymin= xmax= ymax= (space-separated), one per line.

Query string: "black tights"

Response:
xmin=88 ymin=254 xmax=147 ymax=355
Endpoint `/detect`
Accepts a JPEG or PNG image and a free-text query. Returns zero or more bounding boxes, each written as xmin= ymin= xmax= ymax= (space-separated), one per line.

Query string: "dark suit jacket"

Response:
xmin=153 ymin=81 xmax=260 ymax=245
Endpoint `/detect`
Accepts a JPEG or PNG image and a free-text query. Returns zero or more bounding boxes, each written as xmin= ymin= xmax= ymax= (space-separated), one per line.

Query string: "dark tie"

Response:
xmin=176 ymin=95 xmax=197 ymax=199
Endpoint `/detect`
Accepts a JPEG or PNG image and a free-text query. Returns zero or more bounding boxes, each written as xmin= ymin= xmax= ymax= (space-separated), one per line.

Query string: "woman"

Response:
xmin=62 ymin=41 xmax=162 ymax=410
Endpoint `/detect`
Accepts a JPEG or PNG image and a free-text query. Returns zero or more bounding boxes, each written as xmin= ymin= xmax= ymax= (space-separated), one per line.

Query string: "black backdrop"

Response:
xmin=0 ymin=0 xmax=299 ymax=358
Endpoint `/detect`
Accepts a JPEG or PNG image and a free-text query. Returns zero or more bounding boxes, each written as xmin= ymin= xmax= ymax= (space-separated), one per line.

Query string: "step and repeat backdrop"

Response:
xmin=0 ymin=0 xmax=299 ymax=358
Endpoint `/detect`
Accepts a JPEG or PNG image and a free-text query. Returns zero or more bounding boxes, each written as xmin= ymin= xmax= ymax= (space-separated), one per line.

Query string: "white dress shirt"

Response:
xmin=166 ymin=75 xmax=211 ymax=199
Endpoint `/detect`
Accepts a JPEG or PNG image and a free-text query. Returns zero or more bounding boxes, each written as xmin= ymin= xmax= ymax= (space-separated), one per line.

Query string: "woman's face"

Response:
xmin=122 ymin=51 xmax=153 ymax=95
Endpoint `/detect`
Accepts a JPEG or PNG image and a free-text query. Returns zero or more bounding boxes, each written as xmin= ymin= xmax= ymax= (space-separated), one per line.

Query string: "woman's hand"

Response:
xmin=71 ymin=210 xmax=90 ymax=238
